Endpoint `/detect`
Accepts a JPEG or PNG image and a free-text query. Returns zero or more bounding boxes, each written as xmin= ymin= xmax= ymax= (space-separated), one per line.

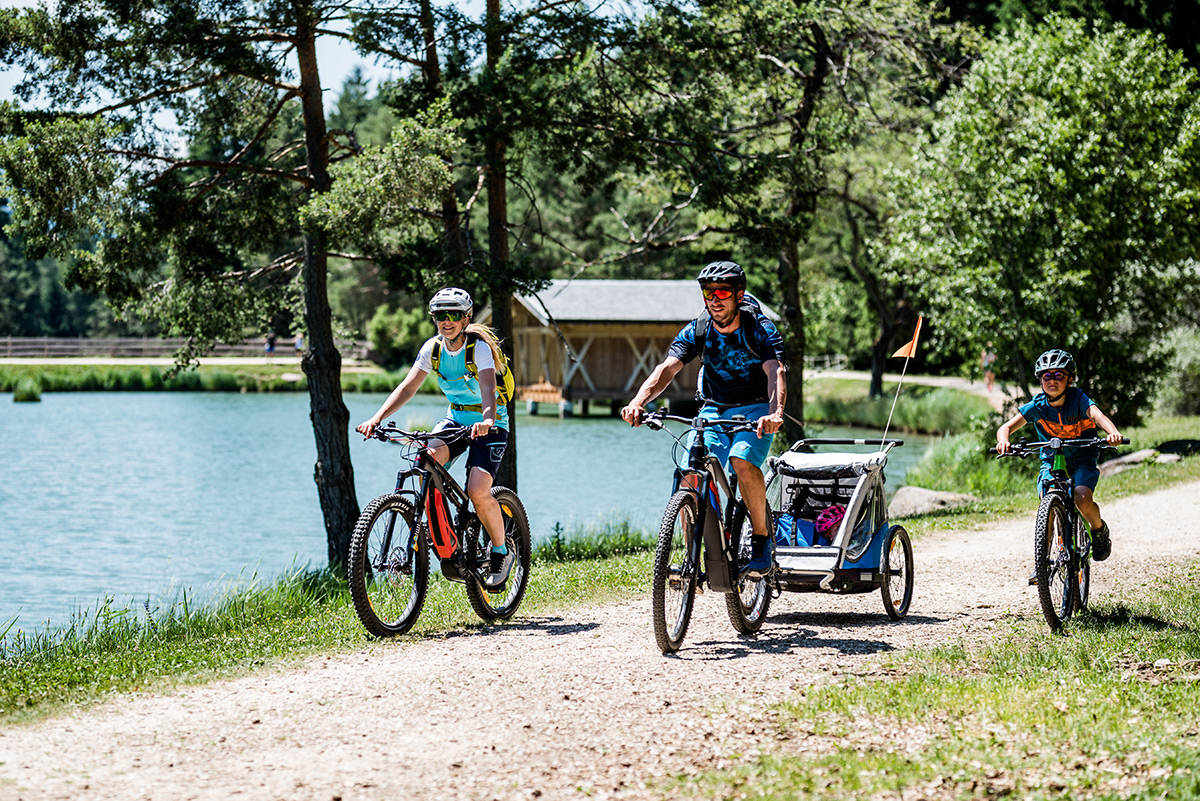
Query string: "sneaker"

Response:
xmin=741 ymin=540 xmax=775 ymax=579
xmin=1092 ymin=521 xmax=1112 ymax=562
xmin=1028 ymin=568 xmax=1038 ymax=586
xmin=487 ymin=548 xmax=515 ymax=588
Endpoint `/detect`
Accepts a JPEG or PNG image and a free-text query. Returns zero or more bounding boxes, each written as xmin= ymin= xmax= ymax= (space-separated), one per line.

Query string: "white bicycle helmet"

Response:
xmin=428 ymin=287 xmax=473 ymax=315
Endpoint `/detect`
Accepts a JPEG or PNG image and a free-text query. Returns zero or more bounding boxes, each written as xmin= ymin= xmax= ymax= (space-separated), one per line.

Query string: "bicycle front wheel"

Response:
xmin=1034 ymin=495 xmax=1073 ymax=632
xmin=1072 ymin=512 xmax=1091 ymax=613
xmin=464 ymin=487 xmax=532 ymax=622
xmin=652 ymin=490 xmax=700 ymax=653
xmin=348 ymin=494 xmax=429 ymax=637
xmin=724 ymin=502 xmax=772 ymax=635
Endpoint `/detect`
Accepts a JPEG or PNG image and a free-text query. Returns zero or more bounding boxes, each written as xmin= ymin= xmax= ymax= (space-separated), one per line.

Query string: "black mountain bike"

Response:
xmin=348 ymin=424 xmax=531 ymax=637
xmin=642 ymin=409 xmax=773 ymax=653
xmin=992 ymin=435 xmax=1127 ymax=632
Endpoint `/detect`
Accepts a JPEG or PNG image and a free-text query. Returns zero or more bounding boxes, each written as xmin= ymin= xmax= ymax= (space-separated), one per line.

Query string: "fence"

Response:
xmin=804 ymin=353 xmax=848 ymax=372
xmin=0 ymin=337 xmax=370 ymax=360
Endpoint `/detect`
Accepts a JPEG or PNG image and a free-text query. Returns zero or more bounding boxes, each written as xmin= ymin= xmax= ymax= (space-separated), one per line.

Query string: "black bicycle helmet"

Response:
xmin=1033 ymin=348 xmax=1076 ymax=380
xmin=696 ymin=260 xmax=746 ymax=289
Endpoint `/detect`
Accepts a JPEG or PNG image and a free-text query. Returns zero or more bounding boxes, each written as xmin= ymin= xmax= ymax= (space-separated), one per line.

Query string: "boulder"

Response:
xmin=1158 ymin=439 xmax=1200 ymax=457
xmin=1099 ymin=448 xmax=1158 ymax=478
xmin=888 ymin=485 xmax=977 ymax=518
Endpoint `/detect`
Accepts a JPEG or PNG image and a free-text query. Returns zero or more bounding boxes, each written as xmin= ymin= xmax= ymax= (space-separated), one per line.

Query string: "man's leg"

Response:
xmin=731 ymin=456 xmax=769 ymax=537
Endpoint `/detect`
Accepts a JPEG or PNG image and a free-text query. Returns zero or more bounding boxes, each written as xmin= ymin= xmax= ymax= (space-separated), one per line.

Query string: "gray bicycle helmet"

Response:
xmin=428 ymin=287 xmax=473 ymax=315
xmin=696 ymin=260 xmax=746 ymax=289
xmin=1034 ymin=348 xmax=1076 ymax=380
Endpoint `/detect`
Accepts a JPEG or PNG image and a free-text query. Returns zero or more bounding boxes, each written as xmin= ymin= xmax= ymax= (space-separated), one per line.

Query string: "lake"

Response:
xmin=0 ymin=391 xmax=933 ymax=631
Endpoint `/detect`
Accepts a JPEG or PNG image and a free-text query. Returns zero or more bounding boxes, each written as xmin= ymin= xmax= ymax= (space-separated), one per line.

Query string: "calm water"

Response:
xmin=0 ymin=392 xmax=931 ymax=630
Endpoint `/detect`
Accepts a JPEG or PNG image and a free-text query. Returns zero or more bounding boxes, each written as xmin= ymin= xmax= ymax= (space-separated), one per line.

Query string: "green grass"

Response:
xmin=0 ymin=530 xmax=653 ymax=725
xmin=804 ymin=380 xmax=993 ymax=434
xmin=0 ymin=364 xmax=434 ymax=394
xmin=11 ymin=375 xmax=41 ymax=402
xmin=682 ymin=563 xmax=1200 ymax=800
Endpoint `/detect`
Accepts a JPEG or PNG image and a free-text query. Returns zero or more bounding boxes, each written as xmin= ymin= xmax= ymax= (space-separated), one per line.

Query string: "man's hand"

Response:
xmin=621 ymin=404 xmax=646 ymax=427
xmin=756 ymin=411 xmax=783 ymax=439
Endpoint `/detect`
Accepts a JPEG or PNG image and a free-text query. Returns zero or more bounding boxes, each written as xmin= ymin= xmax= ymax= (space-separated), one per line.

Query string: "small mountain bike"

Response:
xmin=991 ymin=435 xmax=1127 ymax=632
xmin=641 ymin=409 xmax=773 ymax=653
xmin=348 ymin=424 xmax=531 ymax=637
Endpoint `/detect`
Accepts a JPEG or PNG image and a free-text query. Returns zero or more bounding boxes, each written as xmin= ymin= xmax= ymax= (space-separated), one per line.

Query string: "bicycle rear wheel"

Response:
xmin=348 ymin=494 xmax=429 ymax=637
xmin=464 ymin=487 xmax=532 ymax=622
xmin=724 ymin=502 xmax=772 ymax=635
xmin=1072 ymin=512 xmax=1091 ymax=612
xmin=652 ymin=490 xmax=700 ymax=653
xmin=1034 ymin=495 xmax=1073 ymax=632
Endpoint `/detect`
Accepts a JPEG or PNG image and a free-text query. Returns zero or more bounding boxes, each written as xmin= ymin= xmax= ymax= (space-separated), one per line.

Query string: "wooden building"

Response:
xmin=489 ymin=279 xmax=777 ymax=414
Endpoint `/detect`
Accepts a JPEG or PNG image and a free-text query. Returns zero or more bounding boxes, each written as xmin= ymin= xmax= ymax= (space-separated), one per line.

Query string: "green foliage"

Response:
xmin=1156 ymin=328 xmax=1200 ymax=416
xmin=533 ymin=520 xmax=657 ymax=563
xmin=11 ymin=376 xmax=41 ymax=402
xmin=887 ymin=17 xmax=1200 ymax=426
xmin=804 ymin=383 xmax=993 ymax=434
xmin=366 ymin=304 xmax=430 ymax=370
xmin=904 ymin=431 xmax=1037 ymax=495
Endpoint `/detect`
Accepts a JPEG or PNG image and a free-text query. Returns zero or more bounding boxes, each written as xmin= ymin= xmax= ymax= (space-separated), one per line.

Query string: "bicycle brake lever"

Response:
xmin=645 ymin=418 xmax=663 ymax=431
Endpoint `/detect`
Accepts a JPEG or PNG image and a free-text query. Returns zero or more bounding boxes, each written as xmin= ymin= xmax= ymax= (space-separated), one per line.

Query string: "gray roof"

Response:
xmin=514 ymin=279 xmax=778 ymax=325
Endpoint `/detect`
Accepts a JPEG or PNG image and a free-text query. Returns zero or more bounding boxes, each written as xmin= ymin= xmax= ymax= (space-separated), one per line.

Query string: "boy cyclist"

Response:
xmin=995 ymin=349 xmax=1122 ymax=582
xmin=356 ymin=288 xmax=514 ymax=588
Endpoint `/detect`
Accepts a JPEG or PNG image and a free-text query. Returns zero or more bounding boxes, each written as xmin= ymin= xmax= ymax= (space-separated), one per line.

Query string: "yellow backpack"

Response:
xmin=430 ymin=333 xmax=515 ymax=408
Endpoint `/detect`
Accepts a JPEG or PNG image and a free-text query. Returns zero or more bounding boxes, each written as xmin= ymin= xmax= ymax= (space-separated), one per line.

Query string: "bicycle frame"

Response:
xmin=387 ymin=431 xmax=481 ymax=584
xmin=657 ymin=414 xmax=752 ymax=593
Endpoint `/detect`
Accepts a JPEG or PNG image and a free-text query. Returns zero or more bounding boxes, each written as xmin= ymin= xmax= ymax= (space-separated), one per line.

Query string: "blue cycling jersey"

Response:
xmin=668 ymin=312 xmax=785 ymax=406
xmin=1018 ymin=387 xmax=1098 ymax=466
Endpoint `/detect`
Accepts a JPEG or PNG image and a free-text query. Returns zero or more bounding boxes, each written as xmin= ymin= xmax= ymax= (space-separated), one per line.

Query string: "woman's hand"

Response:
xmin=356 ymin=418 xmax=381 ymax=438
xmin=471 ymin=420 xmax=494 ymax=438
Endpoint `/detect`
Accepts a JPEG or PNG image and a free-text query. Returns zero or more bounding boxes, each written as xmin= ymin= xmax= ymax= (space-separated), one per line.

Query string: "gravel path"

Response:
xmin=2 ymin=480 xmax=1198 ymax=801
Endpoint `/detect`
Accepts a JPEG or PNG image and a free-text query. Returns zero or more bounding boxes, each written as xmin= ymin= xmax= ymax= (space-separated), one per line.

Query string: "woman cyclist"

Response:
xmin=356 ymin=288 xmax=514 ymax=587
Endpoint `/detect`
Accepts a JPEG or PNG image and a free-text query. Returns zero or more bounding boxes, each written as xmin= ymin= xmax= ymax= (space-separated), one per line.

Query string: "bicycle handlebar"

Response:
xmin=372 ymin=423 xmax=473 ymax=445
xmin=642 ymin=409 xmax=758 ymax=434
xmin=990 ymin=436 xmax=1130 ymax=457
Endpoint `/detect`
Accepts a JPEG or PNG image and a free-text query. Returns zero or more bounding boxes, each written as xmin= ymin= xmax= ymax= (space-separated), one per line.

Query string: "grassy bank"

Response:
xmin=805 ymin=379 xmax=994 ymax=434
xmin=685 ymin=563 xmax=1200 ymax=800
xmin=0 ymin=363 xmax=431 ymax=394
xmin=0 ymin=524 xmax=654 ymax=725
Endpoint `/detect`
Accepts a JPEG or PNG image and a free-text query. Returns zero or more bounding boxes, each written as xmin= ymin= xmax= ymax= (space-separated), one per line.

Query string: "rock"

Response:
xmin=888 ymin=486 xmax=977 ymax=518
xmin=1156 ymin=453 xmax=1183 ymax=465
xmin=1158 ymin=439 xmax=1200 ymax=457
xmin=1099 ymin=449 xmax=1158 ymax=478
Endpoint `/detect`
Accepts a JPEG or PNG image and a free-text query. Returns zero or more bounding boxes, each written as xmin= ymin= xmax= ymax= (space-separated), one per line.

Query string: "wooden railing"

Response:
xmin=0 ymin=337 xmax=370 ymax=360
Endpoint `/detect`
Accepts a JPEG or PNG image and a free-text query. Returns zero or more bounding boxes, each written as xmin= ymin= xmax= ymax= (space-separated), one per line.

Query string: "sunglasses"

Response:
xmin=701 ymin=286 xmax=736 ymax=301
xmin=432 ymin=311 xmax=466 ymax=322
xmin=1039 ymin=370 xmax=1068 ymax=382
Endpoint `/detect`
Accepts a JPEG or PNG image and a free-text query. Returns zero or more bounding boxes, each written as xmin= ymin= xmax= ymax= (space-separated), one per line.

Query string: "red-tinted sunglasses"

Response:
xmin=701 ymin=287 xmax=736 ymax=301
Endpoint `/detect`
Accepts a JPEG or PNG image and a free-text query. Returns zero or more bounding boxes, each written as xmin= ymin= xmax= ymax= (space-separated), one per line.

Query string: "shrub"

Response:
xmin=12 ymin=376 xmax=41 ymax=402
xmin=367 ymin=305 xmax=430 ymax=370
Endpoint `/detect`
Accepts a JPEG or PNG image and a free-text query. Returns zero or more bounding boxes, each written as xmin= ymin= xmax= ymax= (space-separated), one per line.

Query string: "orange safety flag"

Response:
xmin=891 ymin=316 xmax=923 ymax=359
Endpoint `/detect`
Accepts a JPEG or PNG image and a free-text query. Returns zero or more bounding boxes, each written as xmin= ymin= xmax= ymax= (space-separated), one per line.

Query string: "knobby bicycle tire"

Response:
xmin=464 ymin=487 xmax=532 ymax=622
xmin=724 ymin=502 xmax=772 ymax=635
xmin=652 ymin=490 xmax=700 ymax=653
xmin=1034 ymin=495 xmax=1073 ymax=632
xmin=348 ymin=494 xmax=429 ymax=638
xmin=1072 ymin=512 xmax=1091 ymax=613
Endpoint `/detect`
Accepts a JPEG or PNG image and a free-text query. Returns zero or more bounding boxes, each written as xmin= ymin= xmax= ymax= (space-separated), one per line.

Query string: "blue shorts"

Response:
xmin=1038 ymin=460 xmax=1100 ymax=494
xmin=686 ymin=402 xmax=773 ymax=470
xmin=435 ymin=419 xmax=508 ymax=479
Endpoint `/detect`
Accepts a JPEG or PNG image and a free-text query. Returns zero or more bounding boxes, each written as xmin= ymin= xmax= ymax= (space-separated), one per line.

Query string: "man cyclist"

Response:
xmin=356 ymin=288 xmax=515 ymax=588
xmin=622 ymin=261 xmax=787 ymax=577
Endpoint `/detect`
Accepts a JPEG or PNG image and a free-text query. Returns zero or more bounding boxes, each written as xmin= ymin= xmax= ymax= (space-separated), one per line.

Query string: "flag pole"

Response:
xmin=881 ymin=316 xmax=922 ymax=446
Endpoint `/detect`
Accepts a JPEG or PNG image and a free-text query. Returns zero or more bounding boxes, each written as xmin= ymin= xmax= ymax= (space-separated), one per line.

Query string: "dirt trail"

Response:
xmin=2 ymin=481 xmax=1198 ymax=801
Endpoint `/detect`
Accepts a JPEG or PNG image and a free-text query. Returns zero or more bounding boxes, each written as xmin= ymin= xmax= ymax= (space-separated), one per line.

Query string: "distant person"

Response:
xmin=995 ymin=348 xmax=1122 ymax=583
xmin=980 ymin=342 xmax=997 ymax=392
xmin=356 ymin=288 xmax=516 ymax=588
xmin=621 ymin=260 xmax=786 ymax=578
xmin=265 ymin=332 xmax=276 ymax=361
xmin=294 ymin=332 xmax=303 ymax=357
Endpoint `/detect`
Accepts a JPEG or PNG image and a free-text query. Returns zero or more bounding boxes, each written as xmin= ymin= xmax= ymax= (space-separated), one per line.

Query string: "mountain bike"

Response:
xmin=991 ymin=435 xmax=1127 ymax=632
xmin=641 ymin=409 xmax=773 ymax=653
xmin=348 ymin=424 xmax=531 ymax=637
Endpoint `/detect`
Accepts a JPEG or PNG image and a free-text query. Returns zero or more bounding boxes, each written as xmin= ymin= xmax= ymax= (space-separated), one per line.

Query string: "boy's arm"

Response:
xmin=1088 ymin=404 xmax=1123 ymax=446
xmin=995 ymin=412 xmax=1027 ymax=455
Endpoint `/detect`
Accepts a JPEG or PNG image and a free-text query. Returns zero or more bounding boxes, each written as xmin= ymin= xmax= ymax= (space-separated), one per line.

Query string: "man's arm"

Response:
xmin=757 ymin=359 xmax=786 ymax=438
xmin=621 ymin=356 xmax=684 ymax=426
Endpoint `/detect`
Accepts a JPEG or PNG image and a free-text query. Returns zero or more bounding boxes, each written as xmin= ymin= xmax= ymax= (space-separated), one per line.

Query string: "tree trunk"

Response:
xmin=296 ymin=14 xmax=359 ymax=570
xmin=777 ymin=239 xmax=806 ymax=446
xmin=485 ymin=0 xmax=518 ymax=491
